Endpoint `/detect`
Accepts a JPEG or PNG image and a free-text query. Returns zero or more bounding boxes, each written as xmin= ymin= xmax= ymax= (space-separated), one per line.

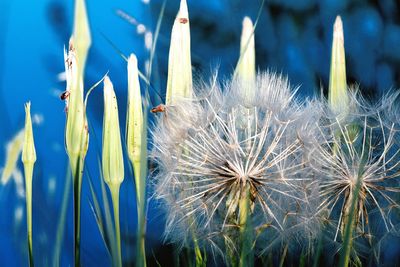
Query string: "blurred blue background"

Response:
xmin=0 ymin=0 xmax=400 ymax=266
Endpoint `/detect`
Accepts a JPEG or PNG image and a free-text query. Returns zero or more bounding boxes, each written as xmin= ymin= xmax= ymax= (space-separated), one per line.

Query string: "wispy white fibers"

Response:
xmin=308 ymin=90 xmax=400 ymax=257
xmin=151 ymin=72 xmax=316 ymax=259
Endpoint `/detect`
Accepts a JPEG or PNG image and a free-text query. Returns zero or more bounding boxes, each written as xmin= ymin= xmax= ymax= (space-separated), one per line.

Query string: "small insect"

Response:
xmin=60 ymin=91 xmax=70 ymax=101
xmin=179 ymin=18 xmax=188 ymax=24
xmin=151 ymin=104 xmax=166 ymax=113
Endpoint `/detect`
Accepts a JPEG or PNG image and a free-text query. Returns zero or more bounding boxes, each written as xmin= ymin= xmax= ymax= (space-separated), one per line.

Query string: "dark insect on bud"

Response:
xmin=60 ymin=91 xmax=70 ymax=101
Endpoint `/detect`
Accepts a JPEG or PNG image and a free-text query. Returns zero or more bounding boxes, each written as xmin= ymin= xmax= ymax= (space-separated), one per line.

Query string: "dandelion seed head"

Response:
xmin=309 ymin=94 xmax=400 ymax=246
xmin=152 ymin=72 xmax=315 ymax=255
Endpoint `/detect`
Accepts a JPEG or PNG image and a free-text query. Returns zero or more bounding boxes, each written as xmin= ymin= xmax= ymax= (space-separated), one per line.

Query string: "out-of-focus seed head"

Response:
xmin=328 ymin=16 xmax=349 ymax=117
xmin=22 ymin=102 xmax=36 ymax=165
xmin=102 ymin=76 xmax=124 ymax=186
xmin=165 ymin=0 xmax=192 ymax=105
xmin=1 ymin=129 xmax=24 ymax=185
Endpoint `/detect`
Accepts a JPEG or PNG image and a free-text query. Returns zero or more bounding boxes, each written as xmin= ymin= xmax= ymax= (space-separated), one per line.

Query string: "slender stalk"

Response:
xmin=239 ymin=185 xmax=253 ymax=267
xmin=70 ymin=154 xmax=83 ymax=267
xmin=278 ymin=244 xmax=288 ymax=267
xmin=339 ymin=177 xmax=362 ymax=267
xmin=24 ymin=164 xmax=34 ymax=267
xmin=53 ymin=167 xmax=71 ymax=267
xmin=193 ymin=235 xmax=204 ymax=267
xmin=133 ymin=163 xmax=147 ymax=267
xmin=110 ymin=185 xmax=122 ymax=267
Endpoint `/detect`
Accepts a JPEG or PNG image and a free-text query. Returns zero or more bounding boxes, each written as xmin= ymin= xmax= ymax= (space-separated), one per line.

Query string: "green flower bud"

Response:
xmin=126 ymin=54 xmax=144 ymax=166
xmin=102 ymin=76 xmax=124 ymax=186
xmin=73 ymin=0 xmax=91 ymax=76
xmin=328 ymin=16 xmax=348 ymax=116
xmin=236 ymin=16 xmax=256 ymax=102
xmin=64 ymin=43 xmax=88 ymax=167
xmin=165 ymin=0 xmax=192 ymax=105
xmin=22 ymin=102 xmax=36 ymax=165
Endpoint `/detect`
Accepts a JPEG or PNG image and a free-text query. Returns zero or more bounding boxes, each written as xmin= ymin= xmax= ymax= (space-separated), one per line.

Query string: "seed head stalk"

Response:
xmin=339 ymin=175 xmax=362 ymax=267
xmin=239 ymin=185 xmax=253 ymax=267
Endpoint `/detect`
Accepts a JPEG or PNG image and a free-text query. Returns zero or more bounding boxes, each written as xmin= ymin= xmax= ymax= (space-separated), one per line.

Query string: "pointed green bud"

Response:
xmin=126 ymin=55 xmax=148 ymax=267
xmin=165 ymin=0 xmax=192 ymax=105
xmin=65 ymin=42 xmax=88 ymax=166
xmin=236 ymin=16 xmax=256 ymax=84
xmin=328 ymin=16 xmax=348 ymax=116
xmin=73 ymin=0 xmax=91 ymax=76
xmin=126 ymin=54 xmax=144 ymax=165
xmin=236 ymin=16 xmax=256 ymax=103
xmin=22 ymin=102 xmax=35 ymax=266
xmin=102 ymin=76 xmax=124 ymax=186
xmin=22 ymin=102 xmax=36 ymax=165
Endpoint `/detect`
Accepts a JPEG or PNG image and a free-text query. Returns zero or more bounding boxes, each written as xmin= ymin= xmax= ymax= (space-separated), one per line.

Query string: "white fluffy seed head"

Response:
xmin=308 ymin=91 xmax=400 ymax=249
xmin=151 ymin=72 xmax=317 ymax=256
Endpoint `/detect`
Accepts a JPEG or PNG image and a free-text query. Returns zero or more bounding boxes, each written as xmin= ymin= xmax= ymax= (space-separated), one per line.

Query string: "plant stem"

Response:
xmin=133 ymin=162 xmax=147 ymax=267
xmin=339 ymin=178 xmax=362 ymax=267
xmin=239 ymin=185 xmax=253 ymax=267
xmin=110 ymin=184 xmax=122 ymax=267
xmin=24 ymin=164 xmax=34 ymax=267
xmin=70 ymin=154 xmax=83 ymax=267
xmin=53 ymin=167 xmax=71 ymax=267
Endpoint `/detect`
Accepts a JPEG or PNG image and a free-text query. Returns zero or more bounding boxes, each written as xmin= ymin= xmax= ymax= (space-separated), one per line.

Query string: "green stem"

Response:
xmin=110 ymin=184 xmax=122 ymax=267
xmin=239 ymin=185 xmax=253 ymax=267
xmin=53 ymin=167 xmax=71 ymax=267
xmin=339 ymin=179 xmax=361 ymax=267
xmin=278 ymin=244 xmax=288 ymax=267
xmin=133 ymin=162 xmax=147 ymax=267
xmin=193 ymin=236 xmax=204 ymax=267
xmin=24 ymin=164 xmax=34 ymax=267
xmin=70 ymin=154 xmax=83 ymax=267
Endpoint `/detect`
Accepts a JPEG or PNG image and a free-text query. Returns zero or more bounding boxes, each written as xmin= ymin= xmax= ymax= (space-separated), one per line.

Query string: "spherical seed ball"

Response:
xmin=307 ymin=90 xmax=400 ymax=258
xmin=151 ymin=72 xmax=319 ymax=258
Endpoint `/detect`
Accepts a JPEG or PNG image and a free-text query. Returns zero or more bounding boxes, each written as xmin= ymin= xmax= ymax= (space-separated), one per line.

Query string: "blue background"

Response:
xmin=0 ymin=0 xmax=400 ymax=265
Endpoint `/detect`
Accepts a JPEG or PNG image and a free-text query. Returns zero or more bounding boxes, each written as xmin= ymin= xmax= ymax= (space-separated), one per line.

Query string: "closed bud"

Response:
xmin=165 ymin=0 xmax=192 ymax=105
xmin=73 ymin=0 xmax=91 ymax=75
xmin=328 ymin=16 xmax=348 ymax=116
xmin=126 ymin=54 xmax=144 ymax=165
xmin=65 ymin=42 xmax=87 ymax=164
xmin=236 ymin=16 xmax=256 ymax=102
xmin=22 ymin=102 xmax=36 ymax=165
xmin=102 ymin=76 xmax=124 ymax=185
